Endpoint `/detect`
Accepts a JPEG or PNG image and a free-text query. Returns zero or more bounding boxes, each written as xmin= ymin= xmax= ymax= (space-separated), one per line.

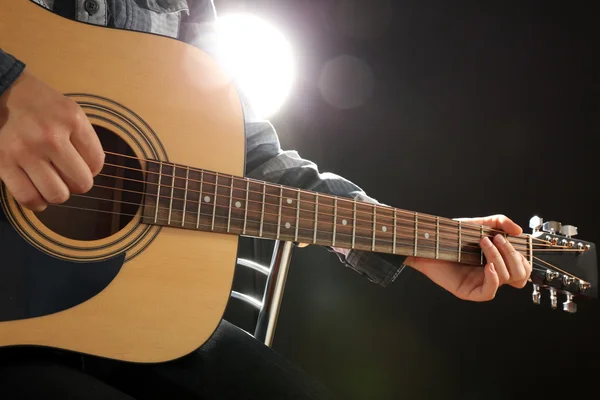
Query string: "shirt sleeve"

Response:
xmin=180 ymin=1 xmax=407 ymax=287
xmin=243 ymin=117 xmax=407 ymax=287
xmin=0 ymin=49 xmax=25 ymax=97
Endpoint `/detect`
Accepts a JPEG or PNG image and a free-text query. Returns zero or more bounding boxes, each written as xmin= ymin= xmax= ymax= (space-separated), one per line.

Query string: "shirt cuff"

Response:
xmin=0 ymin=50 xmax=25 ymax=97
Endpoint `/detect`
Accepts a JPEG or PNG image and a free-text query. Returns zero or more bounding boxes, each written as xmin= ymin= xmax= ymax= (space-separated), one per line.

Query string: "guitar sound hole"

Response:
xmin=36 ymin=126 xmax=144 ymax=241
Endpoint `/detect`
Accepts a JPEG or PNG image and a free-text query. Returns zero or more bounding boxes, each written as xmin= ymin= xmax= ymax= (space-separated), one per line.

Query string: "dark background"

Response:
xmin=218 ymin=1 xmax=599 ymax=399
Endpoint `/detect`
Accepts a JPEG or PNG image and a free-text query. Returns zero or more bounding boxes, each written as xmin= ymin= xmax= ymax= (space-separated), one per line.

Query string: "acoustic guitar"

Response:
xmin=0 ymin=0 xmax=597 ymax=363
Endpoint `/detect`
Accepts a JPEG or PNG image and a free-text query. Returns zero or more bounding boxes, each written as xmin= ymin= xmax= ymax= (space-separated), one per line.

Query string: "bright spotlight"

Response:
xmin=215 ymin=14 xmax=295 ymax=119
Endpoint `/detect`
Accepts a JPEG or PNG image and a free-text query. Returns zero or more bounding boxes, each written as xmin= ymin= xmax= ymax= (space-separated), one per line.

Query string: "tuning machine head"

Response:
xmin=563 ymin=292 xmax=577 ymax=314
xmin=531 ymin=286 xmax=579 ymax=313
xmin=532 ymin=284 xmax=541 ymax=305
xmin=529 ymin=216 xmax=543 ymax=232
xmin=560 ymin=225 xmax=578 ymax=238
xmin=549 ymin=287 xmax=558 ymax=309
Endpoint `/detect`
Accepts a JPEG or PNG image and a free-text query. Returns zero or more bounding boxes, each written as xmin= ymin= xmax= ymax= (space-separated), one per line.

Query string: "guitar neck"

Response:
xmin=140 ymin=161 xmax=531 ymax=265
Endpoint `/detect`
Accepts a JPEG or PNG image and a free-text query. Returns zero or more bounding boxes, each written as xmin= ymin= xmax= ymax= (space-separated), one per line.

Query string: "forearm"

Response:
xmin=0 ymin=49 xmax=25 ymax=97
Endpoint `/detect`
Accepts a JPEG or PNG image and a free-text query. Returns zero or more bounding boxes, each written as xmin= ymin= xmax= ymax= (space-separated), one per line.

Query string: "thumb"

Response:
xmin=474 ymin=263 xmax=500 ymax=302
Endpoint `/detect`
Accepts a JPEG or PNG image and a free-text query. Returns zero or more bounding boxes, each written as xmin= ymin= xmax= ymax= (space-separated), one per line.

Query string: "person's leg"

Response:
xmin=0 ymin=348 xmax=134 ymax=400
xmin=87 ymin=319 xmax=338 ymax=400
xmin=0 ymin=320 xmax=337 ymax=399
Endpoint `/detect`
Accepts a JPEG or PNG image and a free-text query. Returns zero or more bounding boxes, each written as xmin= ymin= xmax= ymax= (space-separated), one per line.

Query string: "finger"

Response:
xmin=480 ymin=236 xmax=510 ymax=284
xmin=69 ymin=109 xmax=104 ymax=176
xmin=21 ymin=159 xmax=70 ymax=205
xmin=0 ymin=165 xmax=47 ymax=211
xmin=515 ymin=253 xmax=533 ymax=288
xmin=457 ymin=215 xmax=522 ymax=236
xmin=493 ymin=233 xmax=528 ymax=287
xmin=489 ymin=215 xmax=522 ymax=236
xmin=472 ymin=263 xmax=500 ymax=301
xmin=50 ymin=140 xmax=93 ymax=194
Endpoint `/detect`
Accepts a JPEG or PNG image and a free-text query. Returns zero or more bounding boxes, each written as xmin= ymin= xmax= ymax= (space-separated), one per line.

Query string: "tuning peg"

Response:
xmin=562 ymin=293 xmax=577 ymax=314
xmin=559 ymin=225 xmax=577 ymax=238
xmin=545 ymin=269 xmax=559 ymax=282
xmin=532 ymin=284 xmax=541 ymax=305
xmin=542 ymin=221 xmax=562 ymax=234
xmin=549 ymin=287 xmax=558 ymax=309
xmin=529 ymin=216 xmax=543 ymax=232
xmin=579 ymin=280 xmax=590 ymax=292
xmin=562 ymin=275 xmax=577 ymax=287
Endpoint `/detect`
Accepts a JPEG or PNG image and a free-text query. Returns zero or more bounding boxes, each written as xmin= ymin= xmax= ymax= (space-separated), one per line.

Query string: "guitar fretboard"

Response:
xmin=140 ymin=162 xmax=530 ymax=265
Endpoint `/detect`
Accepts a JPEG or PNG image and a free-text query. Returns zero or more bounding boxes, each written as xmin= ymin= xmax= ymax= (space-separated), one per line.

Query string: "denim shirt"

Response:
xmin=0 ymin=0 xmax=407 ymax=286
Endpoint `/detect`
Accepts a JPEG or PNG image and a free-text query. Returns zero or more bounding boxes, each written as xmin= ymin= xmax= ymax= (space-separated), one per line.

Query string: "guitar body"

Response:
xmin=0 ymin=1 xmax=245 ymax=362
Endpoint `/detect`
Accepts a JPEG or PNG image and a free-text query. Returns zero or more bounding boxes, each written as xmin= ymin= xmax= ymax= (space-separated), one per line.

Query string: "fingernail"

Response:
xmin=495 ymin=234 xmax=506 ymax=245
xmin=489 ymin=263 xmax=495 ymax=273
xmin=482 ymin=236 xmax=493 ymax=247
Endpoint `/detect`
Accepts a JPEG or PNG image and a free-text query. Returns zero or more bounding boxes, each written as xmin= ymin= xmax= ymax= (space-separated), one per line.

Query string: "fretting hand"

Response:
xmin=404 ymin=214 xmax=532 ymax=302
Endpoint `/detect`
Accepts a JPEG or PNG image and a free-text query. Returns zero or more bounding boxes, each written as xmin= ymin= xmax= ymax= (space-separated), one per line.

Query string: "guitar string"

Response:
xmin=60 ymin=192 xmax=586 ymax=258
xmin=45 ymin=201 xmax=487 ymax=257
xmin=88 ymin=181 xmax=533 ymax=251
xmin=98 ymin=165 xmax=527 ymax=246
xmin=72 ymin=191 xmax=590 ymax=254
xmin=102 ymin=151 xmax=550 ymax=244
xmin=532 ymin=255 xmax=583 ymax=279
xmin=65 ymin=193 xmax=504 ymax=253
xmin=72 ymin=184 xmax=537 ymax=254
xmin=41 ymin=201 xmax=592 ymax=285
xmin=95 ymin=161 xmax=550 ymax=249
xmin=98 ymin=166 xmax=550 ymax=249
xmin=102 ymin=154 xmax=545 ymax=244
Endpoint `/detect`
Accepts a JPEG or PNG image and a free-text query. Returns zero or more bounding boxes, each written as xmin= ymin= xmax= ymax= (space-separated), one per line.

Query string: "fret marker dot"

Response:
xmin=285 ymin=222 xmax=291 ymax=229
xmin=287 ymin=198 xmax=293 ymax=204
xmin=382 ymin=226 xmax=387 ymax=232
xmin=342 ymin=219 xmax=348 ymax=226
xmin=424 ymin=232 xmax=430 ymax=239
xmin=204 ymin=196 xmax=211 ymax=203
xmin=235 ymin=201 xmax=242 ymax=208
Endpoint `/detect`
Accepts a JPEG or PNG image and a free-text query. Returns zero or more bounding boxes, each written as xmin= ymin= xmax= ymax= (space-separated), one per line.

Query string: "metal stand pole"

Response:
xmin=254 ymin=241 xmax=294 ymax=347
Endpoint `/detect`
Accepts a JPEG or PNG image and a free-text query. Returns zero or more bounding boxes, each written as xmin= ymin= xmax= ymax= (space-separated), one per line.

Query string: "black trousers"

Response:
xmin=0 ymin=319 xmax=337 ymax=399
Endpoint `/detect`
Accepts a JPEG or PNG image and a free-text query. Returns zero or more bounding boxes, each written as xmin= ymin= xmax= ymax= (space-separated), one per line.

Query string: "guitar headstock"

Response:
xmin=528 ymin=216 xmax=597 ymax=313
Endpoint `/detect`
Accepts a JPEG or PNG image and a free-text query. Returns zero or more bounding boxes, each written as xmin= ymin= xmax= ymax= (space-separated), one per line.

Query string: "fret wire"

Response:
xmin=139 ymin=167 xmax=533 ymax=250
xmin=332 ymin=198 xmax=338 ymax=247
xmin=259 ymin=184 xmax=266 ymax=237
xmin=276 ymin=186 xmax=283 ymax=239
xmin=131 ymin=162 xmax=530 ymax=244
xmin=146 ymin=170 xmax=527 ymax=242
xmin=153 ymin=163 xmax=163 ymax=224
xmin=294 ymin=190 xmax=300 ymax=242
xmin=528 ymin=235 xmax=533 ymax=267
xmin=371 ymin=205 xmax=376 ymax=252
xmin=168 ymin=165 xmax=176 ymax=225
xmin=243 ymin=180 xmax=249 ymax=235
xmin=145 ymin=181 xmax=522 ymax=254
xmin=227 ymin=178 xmax=234 ymax=233
xmin=181 ymin=166 xmax=189 ymax=227
xmin=414 ymin=212 xmax=418 ymax=256
xmin=196 ymin=171 xmax=203 ymax=228
xmin=143 ymin=204 xmax=483 ymax=253
xmin=211 ymin=172 xmax=218 ymax=231
xmin=458 ymin=221 xmax=462 ymax=262
xmin=352 ymin=201 xmax=357 ymax=249
xmin=393 ymin=209 xmax=397 ymax=254
xmin=142 ymin=196 xmax=500 ymax=255
xmin=313 ymin=194 xmax=319 ymax=244
xmin=435 ymin=217 xmax=440 ymax=259
xmin=152 ymin=212 xmax=486 ymax=259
